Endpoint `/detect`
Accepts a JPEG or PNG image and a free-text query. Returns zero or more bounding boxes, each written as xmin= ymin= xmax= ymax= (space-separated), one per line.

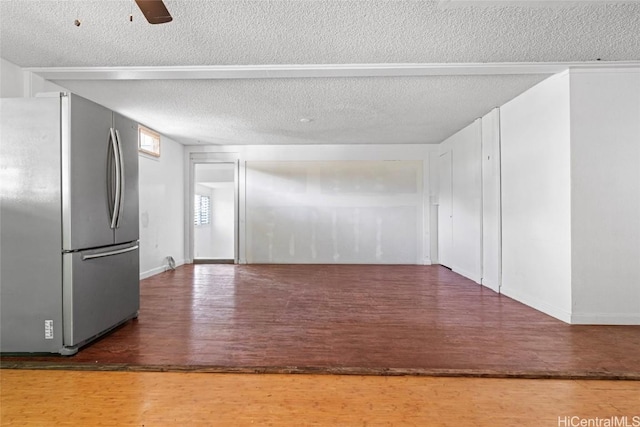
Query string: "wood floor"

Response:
xmin=2 ymin=370 xmax=639 ymax=426
xmin=2 ymin=264 xmax=639 ymax=378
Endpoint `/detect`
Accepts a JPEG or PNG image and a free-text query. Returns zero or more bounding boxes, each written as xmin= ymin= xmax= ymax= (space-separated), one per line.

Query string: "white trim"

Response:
xmin=439 ymin=0 xmax=640 ymax=7
xmin=569 ymin=67 xmax=640 ymax=74
xmin=24 ymin=61 xmax=640 ymax=81
xmin=22 ymin=70 xmax=32 ymax=96
xmin=570 ymin=313 xmax=640 ymax=325
xmin=500 ymin=286 xmax=572 ymax=323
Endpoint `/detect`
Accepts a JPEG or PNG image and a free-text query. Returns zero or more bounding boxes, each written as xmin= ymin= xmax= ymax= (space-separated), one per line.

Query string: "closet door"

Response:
xmin=438 ymin=151 xmax=453 ymax=268
xmin=482 ymin=109 xmax=501 ymax=292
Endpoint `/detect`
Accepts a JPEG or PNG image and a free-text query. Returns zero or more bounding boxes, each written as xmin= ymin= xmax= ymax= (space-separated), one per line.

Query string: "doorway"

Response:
xmin=192 ymin=162 xmax=237 ymax=263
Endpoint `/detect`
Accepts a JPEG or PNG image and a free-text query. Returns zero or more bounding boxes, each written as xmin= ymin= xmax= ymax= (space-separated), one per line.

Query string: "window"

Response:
xmin=138 ymin=125 xmax=161 ymax=157
xmin=194 ymin=194 xmax=211 ymax=226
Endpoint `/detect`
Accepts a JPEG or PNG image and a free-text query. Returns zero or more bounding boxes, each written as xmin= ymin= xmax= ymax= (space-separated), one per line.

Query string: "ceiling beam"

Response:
xmin=25 ymin=61 xmax=640 ymax=81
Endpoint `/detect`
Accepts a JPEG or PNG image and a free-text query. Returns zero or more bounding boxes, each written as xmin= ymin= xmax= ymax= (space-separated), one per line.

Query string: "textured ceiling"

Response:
xmin=58 ymin=75 xmax=548 ymax=145
xmin=2 ymin=1 xmax=639 ymax=66
xmin=1 ymin=1 xmax=639 ymax=145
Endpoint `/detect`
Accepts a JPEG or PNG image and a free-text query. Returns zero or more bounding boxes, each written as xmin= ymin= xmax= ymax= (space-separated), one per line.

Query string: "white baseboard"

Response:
xmin=500 ymin=287 xmax=640 ymax=325
xmin=500 ymin=286 xmax=572 ymax=323
xmin=570 ymin=313 xmax=640 ymax=325
xmin=451 ymin=265 xmax=482 ymax=284
xmin=140 ymin=258 xmax=186 ymax=280
xmin=423 ymin=258 xmax=432 ymax=265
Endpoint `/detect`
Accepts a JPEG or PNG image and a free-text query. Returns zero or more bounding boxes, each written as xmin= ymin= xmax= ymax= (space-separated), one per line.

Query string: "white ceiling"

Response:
xmin=1 ymin=1 xmax=639 ymax=145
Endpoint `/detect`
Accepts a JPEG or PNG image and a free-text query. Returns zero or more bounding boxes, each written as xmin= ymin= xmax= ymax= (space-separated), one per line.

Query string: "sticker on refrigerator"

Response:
xmin=44 ymin=320 xmax=54 ymax=339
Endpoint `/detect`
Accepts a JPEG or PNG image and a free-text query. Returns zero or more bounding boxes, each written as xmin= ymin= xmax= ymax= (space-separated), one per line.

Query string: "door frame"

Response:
xmin=187 ymin=154 xmax=240 ymax=264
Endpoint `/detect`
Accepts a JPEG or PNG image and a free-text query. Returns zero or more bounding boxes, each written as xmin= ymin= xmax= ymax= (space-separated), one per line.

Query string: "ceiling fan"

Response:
xmin=134 ymin=0 xmax=173 ymax=24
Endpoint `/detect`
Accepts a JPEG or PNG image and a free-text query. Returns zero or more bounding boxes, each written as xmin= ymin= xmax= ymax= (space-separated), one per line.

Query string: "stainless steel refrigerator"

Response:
xmin=1 ymin=92 xmax=140 ymax=355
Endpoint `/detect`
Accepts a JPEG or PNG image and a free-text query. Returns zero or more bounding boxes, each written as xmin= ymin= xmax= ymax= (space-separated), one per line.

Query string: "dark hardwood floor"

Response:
xmin=2 ymin=264 xmax=639 ymax=379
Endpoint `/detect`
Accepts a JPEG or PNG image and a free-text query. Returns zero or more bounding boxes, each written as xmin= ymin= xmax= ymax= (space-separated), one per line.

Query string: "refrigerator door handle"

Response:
xmin=108 ymin=128 xmax=121 ymax=230
xmin=81 ymin=244 xmax=139 ymax=261
xmin=114 ymin=129 xmax=126 ymax=228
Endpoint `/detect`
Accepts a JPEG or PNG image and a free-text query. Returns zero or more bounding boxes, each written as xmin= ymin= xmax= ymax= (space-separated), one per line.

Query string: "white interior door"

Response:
xmin=438 ymin=151 xmax=453 ymax=268
xmin=481 ymin=109 xmax=502 ymax=292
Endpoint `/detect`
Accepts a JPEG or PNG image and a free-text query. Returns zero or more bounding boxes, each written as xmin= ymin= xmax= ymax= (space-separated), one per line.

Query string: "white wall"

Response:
xmin=139 ymin=138 xmax=185 ymax=278
xmin=499 ymin=69 xmax=640 ymax=325
xmin=500 ymin=72 xmax=573 ymax=322
xmin=0 ymin=58 xmax=23 ymax=97
xmin=209 ymin=187 xmax=235 ymax=259
xmin=245 ymin=160 xmax=423 ymax=264
xmin=569 ymin=69 xmax=640 ymax=324
xmin=196 ymin=167 xmax=235 ymax=183
xmin=481 ymin=108 xmax=501 ymax=293
xmin=438 ymin=120 xmax=483 ymax=283
xmin=185 ymin=144 xmax=436 ymax=265
xmin=1 ymin=57 xmax=68 ymax=98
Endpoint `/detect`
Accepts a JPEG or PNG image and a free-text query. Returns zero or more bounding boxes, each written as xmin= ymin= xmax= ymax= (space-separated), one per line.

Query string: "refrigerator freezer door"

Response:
xmin=113 ymin=113 xmax=140 ymax=244
xmin=62 ymin=94 xmax=116 ymax=251
xmin=0 ymin=97 xmax=64 ymax=353
xmin=62 ymin=242 xmax=140 ymax=348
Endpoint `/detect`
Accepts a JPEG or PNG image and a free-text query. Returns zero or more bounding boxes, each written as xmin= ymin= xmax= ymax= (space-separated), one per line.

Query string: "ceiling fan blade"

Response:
xmin=135 ymin=0 xmax=173 ymax=24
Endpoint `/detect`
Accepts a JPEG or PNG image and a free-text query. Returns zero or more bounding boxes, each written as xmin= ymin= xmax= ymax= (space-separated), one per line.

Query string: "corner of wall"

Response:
xmin=568 ymin=68 xmax=640 ymax=324
xmin=500 ymin=286 xmax=572 ymax=324
xmin=1 ymin=57 xmax=25 ymax=97
xmin=500 ymin=71 xmax=573 ymax=320
xmin=140 ymin=258 xmax=187 ymax=280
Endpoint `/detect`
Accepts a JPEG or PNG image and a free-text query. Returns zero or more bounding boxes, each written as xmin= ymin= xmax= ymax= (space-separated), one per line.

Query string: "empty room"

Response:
xmin=1 ymin=1 xmax=639 ymax=425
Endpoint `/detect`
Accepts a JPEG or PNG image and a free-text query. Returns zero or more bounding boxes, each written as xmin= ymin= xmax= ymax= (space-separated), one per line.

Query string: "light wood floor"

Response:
xmin=1 ymin=369 xmax=639 ymax=426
